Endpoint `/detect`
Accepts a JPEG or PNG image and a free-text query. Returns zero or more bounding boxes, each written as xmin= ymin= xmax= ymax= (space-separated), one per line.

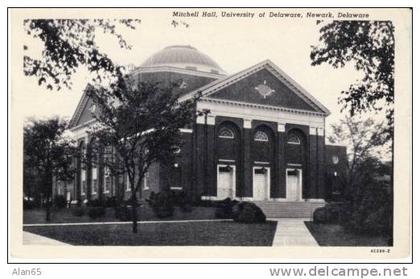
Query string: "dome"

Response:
xmin=140 ymin=45 xmax=226 ymax=75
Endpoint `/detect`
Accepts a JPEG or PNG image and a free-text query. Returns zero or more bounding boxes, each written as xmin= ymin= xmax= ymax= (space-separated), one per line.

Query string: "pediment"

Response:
xmin=68 ymin=85 xmax=96 ymax=129
xmin=209 ymin=68 xmax=316 ymax=111
xmin=181 ymin=60 xmax=330 ymax=115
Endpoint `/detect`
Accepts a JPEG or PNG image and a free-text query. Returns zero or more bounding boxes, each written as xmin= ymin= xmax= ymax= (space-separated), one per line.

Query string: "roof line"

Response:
xmin=179 ymin=59 xmax=330 ymax=115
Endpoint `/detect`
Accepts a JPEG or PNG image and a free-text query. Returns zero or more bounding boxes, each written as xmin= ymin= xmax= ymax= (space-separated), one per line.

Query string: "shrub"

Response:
xmin=104 ymin=196 xmax=118 ymax=208
xmin=114 ymin=205 xmax=131 ymax=221
xmin=345 ymin=181 xmax=392 ymax=236
xmin=233 ymin=202 xmax=266 ymax=223
xmin=72 ymin=207 xmax=85 ymax=217
xmin=171 ymin=190 xmax=193 ymax=208
xmin=180 ymin=203 xmax=193 ymax=213
xmin=313 ymin=203 xmax=344 ymax=224
xmin=87 ymin=207 xmax=106 ymax=219
xmin=214 ymin=198 xmax=238 ymax=219
xmin=87 ymin=199 xmax=103 ymax=207
xmin=54 ymin=195 xmax=67 ymax=208
xmin=23 ymin=198 xmax=36 ymax=210
xmin=214 ymin=198 xmax=241 ymax=219
xmin=146 ymin=191 xmax=175 ymax=218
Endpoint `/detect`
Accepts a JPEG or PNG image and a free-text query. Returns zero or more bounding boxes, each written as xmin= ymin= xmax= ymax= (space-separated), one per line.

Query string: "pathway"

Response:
xmin=23 ymin=231 xmax=71 ymax=246
xmin=271 ymin=218 xmax=319 ymax=246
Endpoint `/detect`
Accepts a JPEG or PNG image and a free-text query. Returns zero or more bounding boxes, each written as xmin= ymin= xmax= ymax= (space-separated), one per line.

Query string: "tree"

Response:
xmin=327 ymin=116 xmax=391 ymax=194
xmin=86 ymin=79 xmax=198 ymax=233
xmin=24 ymin=19 xmax=141 ymax=91
xmin=311 ymin=21 xmax=394 ymax=140
xmin=23 ymin=117 xmax=76 ymax=221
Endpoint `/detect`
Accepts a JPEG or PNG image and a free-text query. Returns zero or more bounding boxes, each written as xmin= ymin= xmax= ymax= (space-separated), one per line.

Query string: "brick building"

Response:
xmin=54 ymin=45 xmax=347 ymax=217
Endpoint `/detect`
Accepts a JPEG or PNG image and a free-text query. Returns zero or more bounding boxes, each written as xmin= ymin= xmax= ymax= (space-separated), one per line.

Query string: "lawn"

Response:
xmin=23 ymin=206 xmax=217 ymax=224
xmin=24 ymin=221 xmax=277 ymax=246
xmin=304 ymin=221 xmax=391 ymax=246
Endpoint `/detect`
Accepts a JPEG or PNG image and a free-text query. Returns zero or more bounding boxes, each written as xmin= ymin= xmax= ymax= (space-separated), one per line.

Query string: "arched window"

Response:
xmin=218 ymin=127 xmax=235 ymax=139
xmin=254 ymin=130 xmax=269 ymax=142
xmin=287 ymin=134 xmax=301 ymax=145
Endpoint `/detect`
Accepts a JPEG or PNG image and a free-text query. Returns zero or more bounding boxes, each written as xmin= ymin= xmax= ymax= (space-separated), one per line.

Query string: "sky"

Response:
xmin=19 ymin=9 xmax=385 ymax=137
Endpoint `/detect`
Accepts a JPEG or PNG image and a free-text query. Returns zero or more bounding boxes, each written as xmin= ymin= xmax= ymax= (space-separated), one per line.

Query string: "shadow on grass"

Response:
xmin=24 ymin=221 xmax=277 ymax=246
xmin=304 ymin=221 xmax=391 ymax=246
xmin=23 ymin=206 xmax=217 ymax=224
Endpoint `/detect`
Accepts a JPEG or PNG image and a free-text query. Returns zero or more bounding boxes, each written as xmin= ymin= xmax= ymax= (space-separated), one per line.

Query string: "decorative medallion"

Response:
xmin=179 ymin=81 xmax=188 ymax=89
xmin=255 ymin=80 xmax=275 ymax=99
xmin=89 ymin=104 xmax=97 ymax=113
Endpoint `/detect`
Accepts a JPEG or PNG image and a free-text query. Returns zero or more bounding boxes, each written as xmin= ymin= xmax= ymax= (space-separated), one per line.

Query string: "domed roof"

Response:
xmin=140 ymin=45 xmax=226 ymax=75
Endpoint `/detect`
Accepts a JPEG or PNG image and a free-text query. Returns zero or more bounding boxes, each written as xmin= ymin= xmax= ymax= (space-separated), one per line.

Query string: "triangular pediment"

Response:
xmin=180 ymin=60 xmax=330 ymax=115
xmin=68 ymin=85 xmax=96 ymax=129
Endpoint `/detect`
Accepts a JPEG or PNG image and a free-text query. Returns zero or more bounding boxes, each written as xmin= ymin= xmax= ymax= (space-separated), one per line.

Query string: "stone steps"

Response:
xmin=253 ymin=200 xmax=325 ymax=218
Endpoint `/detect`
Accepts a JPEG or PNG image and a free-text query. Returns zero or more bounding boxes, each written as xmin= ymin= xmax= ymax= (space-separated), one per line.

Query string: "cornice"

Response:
xmin=201 ymin=97 xmax=327 ymax=117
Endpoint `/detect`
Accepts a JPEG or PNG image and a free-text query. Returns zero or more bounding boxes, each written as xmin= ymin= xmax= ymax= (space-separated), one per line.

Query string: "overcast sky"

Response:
xmin=20 ymin=9 xmax=385 ymax=135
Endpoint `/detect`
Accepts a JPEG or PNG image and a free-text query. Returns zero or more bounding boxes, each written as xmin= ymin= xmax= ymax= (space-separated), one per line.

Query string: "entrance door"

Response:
xmin=286 ymin=169 xmax=301 ymax=201
xmin=217 ymin=165 xmax=235 ymax=198
xmin=253 ymin=167 xmax=270 ymax=200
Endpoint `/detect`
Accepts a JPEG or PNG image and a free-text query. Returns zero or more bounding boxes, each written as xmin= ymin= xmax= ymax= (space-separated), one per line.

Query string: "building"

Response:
xmin=55 ymin=45 xmax=347 ymax=217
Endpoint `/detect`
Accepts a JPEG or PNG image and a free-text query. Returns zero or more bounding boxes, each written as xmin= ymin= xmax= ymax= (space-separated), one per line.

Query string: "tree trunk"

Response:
xmin=131 ymin=193 xmax=138 ymax=233
xmin=44 ymin=171 xmax=53 ymax=222
xmin=45 ymin=196 xmax=51 ymax=222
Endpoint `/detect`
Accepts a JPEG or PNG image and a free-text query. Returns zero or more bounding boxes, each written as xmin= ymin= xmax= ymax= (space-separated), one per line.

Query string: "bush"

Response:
xmin=313 ymin=203 xmax=345 ymax=224
xmin=214 ymin=198 xmax=238 ymax=219
xmin=23 ymin=198 xmax=36 ymax=210
xmin=104 ymin=196 xmax=118 ymax=208
xmin=345 ymin=181 xmax=392 ymax=236
xmin=233 ymin=202 xmax=266 ymax=223
xmin=54 ymin=195 xmax=67 ymax=208
xmin=146 ymin=191 xmax=175 ymax=218
xmin=87 ymin=199 xmax=103 ymax=207
xmin=87 ymin=207 xmax=106 ymax=219
xmin=114 ymin=206 xmax=130 ymax=221
xmin=171 ymin=189 xmax=193 ymax=209
xmin=71 ymin=207 xmax=85 ymax=217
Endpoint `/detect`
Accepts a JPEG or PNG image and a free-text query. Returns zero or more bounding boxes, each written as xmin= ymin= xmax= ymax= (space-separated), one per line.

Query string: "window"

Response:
xmin=287 ymin=134 xmax=301 ymax=145
xmin=91 ymin=167 xmax=97 ymax=194
xmin=81 ymin=169 xmax=86 ymax=195
xmin=126 ymin=173 xmax=130 ymax=191
xmin=143 ymin=172 xmax=149 ymax=190
xmin=218 ymin=127 xmax=234 ymax=139
xmin=254 ymin=130 xmax=269 ymax=142
xmin=103 ymin=167 xmax=111 ymax=193
xmin=57 ymin=181 xmax=62 ymax=195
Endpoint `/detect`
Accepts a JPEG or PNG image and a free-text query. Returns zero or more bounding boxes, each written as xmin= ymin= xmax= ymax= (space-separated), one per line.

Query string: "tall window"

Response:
xmin=81 ymin=169 xmax=86 ymax=195
xmin=126 ymin=173 xmax=130 ymax=192
xmin=143 ymin=172 xmax=150 ymax=190
xmin=103 ymin=166 xmax=111 ymax=193
xmin=91 ymin=167 xmax=97 ymax=194
xmin=218 ymin=127 xmax=234 ymax=139
xmin=57 ymin=181 xmax=62 ymax=195
xmin=254 ymin=130 xmax=269 ymax=142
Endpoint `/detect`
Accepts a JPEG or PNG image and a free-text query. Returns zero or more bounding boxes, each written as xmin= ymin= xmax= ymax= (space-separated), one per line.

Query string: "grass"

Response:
xmin=304 ymin=221 xmax=391 ymax=246
xmin=24 ymin=221 xmax=277 ymax=246
xmin=23 ymin=206 xmax=217 ymax=224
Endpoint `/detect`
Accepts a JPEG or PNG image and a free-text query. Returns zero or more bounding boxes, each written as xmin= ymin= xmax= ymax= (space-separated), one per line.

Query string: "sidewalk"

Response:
xmin=271 ymin=218 xmax=319 ymax=246
xmin=23 ymin=231 xmax=71 ymax=246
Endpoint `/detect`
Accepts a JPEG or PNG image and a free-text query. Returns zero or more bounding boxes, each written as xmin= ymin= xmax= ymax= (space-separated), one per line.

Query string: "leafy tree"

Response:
xmin=23 ymin=117 xmax=76 ymax=220
xmin=327 ymin=116 xmax=391 ymax=194
xmin=86 ymin=79 xmax=198 ymax=233
xmin=24 ymin=19 xmax=141 ymax=91
xmin=311 ymin=21 xmax=394 ymax=140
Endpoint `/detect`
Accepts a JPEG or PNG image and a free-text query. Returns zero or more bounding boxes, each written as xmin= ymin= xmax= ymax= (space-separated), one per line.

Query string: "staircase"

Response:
xmin=253 ymin=200 xmax=325 ymax=218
